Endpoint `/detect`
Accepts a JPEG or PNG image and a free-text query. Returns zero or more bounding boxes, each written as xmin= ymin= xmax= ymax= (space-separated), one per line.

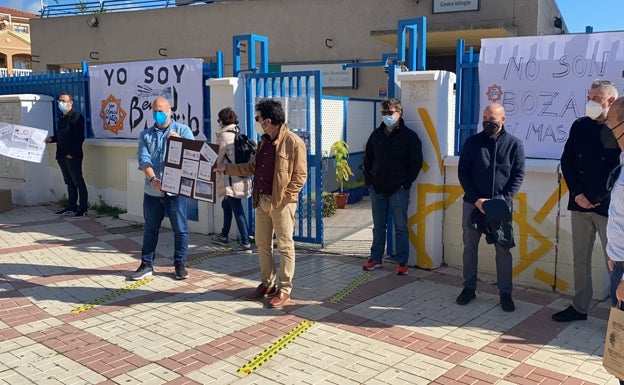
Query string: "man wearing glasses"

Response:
xmin=362 ymin=98 xmax=423 ymax=275
xmin=216 ymin=99 xmax=307 ymax=308
xmin=45 ymin=93 xmax=88 ymax=217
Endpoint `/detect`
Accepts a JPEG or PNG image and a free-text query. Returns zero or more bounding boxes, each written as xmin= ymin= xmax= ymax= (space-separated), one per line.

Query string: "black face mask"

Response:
xmin=482 ymin=120 xmax=501 ymax=136
xmin=600 ymin=120 xmax=624 ymax=149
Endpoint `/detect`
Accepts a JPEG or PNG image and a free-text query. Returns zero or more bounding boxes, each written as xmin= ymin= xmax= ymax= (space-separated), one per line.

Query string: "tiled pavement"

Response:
xmin=0 ymin=204 xmax=620 ymax=385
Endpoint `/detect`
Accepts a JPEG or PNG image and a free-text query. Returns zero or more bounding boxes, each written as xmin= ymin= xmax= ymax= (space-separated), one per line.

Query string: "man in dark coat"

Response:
xmin=362 ymin=98 xmax=423 ymax=275
xmin=553 ymin=80 xmax=620 ymax=322
xmin=456 ymin=102 xmax=525 ymax=312
xmin=45 ymin=92 xmax=88 ymax=217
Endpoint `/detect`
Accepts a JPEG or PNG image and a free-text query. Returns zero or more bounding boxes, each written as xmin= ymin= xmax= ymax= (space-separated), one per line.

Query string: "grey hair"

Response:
xmin=591 ymin=80 xmax=619 ymax=99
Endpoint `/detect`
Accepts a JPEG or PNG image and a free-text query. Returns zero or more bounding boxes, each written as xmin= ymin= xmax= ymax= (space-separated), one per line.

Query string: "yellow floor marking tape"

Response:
xmin=237 ymin=319 xmax=315 ymax=376
xmin=70 ymin=248 xmax=233 ymax=314
xmin=70 ymin=277 xmax=154 ymax=314
xmin=328 ymin=271 xmax=373 ymax=303
xmin=187 ymin=247 xmax=233 ymax=266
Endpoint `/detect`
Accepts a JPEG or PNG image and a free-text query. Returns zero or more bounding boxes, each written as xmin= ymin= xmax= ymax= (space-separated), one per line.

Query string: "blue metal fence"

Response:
xmin=0 ymin=61 xmax=91 ymax=135
xmin=454 ymin=39 xmax=480 ymax=156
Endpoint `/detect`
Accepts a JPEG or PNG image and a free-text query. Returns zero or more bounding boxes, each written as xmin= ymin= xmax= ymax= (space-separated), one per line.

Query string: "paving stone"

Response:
xmin=0 ymin=206 xmax=620 ymax=385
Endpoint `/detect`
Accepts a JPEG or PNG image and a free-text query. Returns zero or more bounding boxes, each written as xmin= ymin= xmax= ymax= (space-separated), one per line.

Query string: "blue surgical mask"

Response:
xmin=58 ymin=102 xmax=68 ymax=112
xmin=153 ymin=111 xmax=168 ymax=126
xmin=382 ymin=115 xmax=396 ymax=127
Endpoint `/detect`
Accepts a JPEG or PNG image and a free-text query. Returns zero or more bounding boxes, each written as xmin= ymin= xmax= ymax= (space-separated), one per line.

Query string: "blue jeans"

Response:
xmin=369 ymin=187 xmax=410 ymax=265
xmin=461 ymin=201 xmax=513 ymax=295
xmin=140 ymin=194 xmax=189 ymax=266
xmin=219 ymin=196 xmax=250 ymax=245
xmin=57 ymin=157 xmax=88 ymax=212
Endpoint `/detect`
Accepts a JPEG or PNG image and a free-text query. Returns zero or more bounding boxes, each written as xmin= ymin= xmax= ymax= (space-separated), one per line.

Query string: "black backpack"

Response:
xmin=226 ymin=127 xmax=257 ymax=164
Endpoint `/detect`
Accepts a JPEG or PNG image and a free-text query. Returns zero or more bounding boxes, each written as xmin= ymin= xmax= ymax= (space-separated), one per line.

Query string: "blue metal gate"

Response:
xmin=455 ymin=39 xmax=480 ymax=156
xmin=244 ymin=71 xmax=324 ymax=244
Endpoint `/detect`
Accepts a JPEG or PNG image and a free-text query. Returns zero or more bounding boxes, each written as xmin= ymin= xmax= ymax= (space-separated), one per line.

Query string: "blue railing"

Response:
xmin=39 ymin=0 xmax=220 ymax=17
xmin=455 ymin=39 xmax=480 ymax=156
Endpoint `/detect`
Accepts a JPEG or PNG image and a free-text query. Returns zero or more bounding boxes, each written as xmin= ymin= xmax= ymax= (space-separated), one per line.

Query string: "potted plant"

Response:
xmin=331 ymin=140 xmax=353 ymax=209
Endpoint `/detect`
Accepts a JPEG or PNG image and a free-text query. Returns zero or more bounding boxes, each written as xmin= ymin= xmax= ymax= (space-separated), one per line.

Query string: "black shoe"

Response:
xmin=500 ymin=293 xmax=515 ymax=312
xmin=55 ymin=208 xmax=75 ymax=216
xmin=74 ymin=210 xmax=87 ymax=217
xmin=552 ymin=305 xmax=587 ymax=322
xmin=175 ymin=264 xmax=189 ymax=280
xmin=129 ymin=263 xmax=153 ymax=280
xmin=456 ymin=288 xmax=476 ymax=305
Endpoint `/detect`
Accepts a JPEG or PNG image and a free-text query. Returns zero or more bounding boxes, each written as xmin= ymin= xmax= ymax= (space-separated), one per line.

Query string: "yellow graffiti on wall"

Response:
xmin=513 ymin=192 xmax=555 ymax=279
xmin=418 ymin=108 xmax=444 ymax=177
xmin=410 ymin=184 xmax=464 ymax=268
xmin=410 ymin=184 xmax=565 ymax=287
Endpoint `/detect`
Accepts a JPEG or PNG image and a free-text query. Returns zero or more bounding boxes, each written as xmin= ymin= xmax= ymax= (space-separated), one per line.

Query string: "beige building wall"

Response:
xmin=0 ymin=8 xmax=36 ymax=75
xmin=30 ymin=0 xmax=566 ymax=99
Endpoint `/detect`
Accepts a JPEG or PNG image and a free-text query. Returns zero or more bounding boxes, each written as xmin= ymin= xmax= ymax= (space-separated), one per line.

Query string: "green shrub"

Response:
xmin=89 ymin=197 xmax=126 ymax=218
xmin=322 ymin=192 xmax=336 ymax=217
xmin=57 ymin=195 xmax=127 ymax=219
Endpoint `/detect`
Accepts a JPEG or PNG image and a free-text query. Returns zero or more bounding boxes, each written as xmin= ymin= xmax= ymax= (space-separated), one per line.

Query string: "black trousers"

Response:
xmin=57 ymin=157 xmax=88 ymax=212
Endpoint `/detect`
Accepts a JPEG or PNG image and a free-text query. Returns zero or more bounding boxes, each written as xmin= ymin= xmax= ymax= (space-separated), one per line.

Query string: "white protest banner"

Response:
xmin=479 ymin=32 xmax=624 ymax=159
xmin=0 ymin=122 xmax=47 ymax=163
xmin=89 ymin=58 xmax=204 ymax=140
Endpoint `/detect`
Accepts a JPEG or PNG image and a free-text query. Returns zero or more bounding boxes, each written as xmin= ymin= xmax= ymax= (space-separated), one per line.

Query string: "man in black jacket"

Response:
xmin=457 ymin=103 xmax=525 ymax=312
xmin=362 ymin=98 xmax=423 ymax=275
xmin=552 ymin=80 xmax=620 ymax=322
xmin=45 ymin=93 xmax=88 ymax=217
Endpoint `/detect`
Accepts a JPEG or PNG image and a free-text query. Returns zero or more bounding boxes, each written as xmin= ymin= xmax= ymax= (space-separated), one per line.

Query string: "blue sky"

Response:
xmin=0 ymin=0 xmax=40 ymax=14
xmin=0 ymin=0 xmax=621 ymax=33
xmin=556 ymin=0 xmax=623 ymax=33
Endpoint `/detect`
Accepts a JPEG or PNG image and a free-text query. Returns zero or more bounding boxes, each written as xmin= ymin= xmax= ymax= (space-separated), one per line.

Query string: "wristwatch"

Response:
xmin=149 ymin=176 xmax=156 ymax=182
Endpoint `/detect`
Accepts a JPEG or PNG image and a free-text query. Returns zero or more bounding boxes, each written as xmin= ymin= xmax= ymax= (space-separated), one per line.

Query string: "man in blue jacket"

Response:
xmin=362 ymin=98 xmax=423 ymax=275
xmin=130 ymin=97 xmax=195 ymax=281
xmin=552 ymin=80 xmax=620 ymax=322
xmin=457 ymin=103 xmax=525 ymax=312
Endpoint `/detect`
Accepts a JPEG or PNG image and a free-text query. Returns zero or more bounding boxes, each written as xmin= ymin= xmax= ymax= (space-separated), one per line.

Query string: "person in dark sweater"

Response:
xmin=552 ymin=80 xmax=620 ymax=323
xmin=45 ymin=92 xmax=88 ymax=217
xmin=456 ymin=103 xmax=525 ymax=312
xmin=362 ymin=98 xmax=423 ymax=275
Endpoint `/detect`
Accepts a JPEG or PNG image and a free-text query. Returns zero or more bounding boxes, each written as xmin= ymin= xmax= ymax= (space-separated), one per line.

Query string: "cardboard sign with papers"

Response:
xmin=160 ymin=136 xmax=219 ymax=203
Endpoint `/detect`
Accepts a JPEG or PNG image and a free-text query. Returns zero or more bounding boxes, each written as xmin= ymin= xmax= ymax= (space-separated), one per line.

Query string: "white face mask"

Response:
xmin=254 ymin=121 xmax=265 ymax=135
xmin=586 ymin=100 xmax=606 ymax=120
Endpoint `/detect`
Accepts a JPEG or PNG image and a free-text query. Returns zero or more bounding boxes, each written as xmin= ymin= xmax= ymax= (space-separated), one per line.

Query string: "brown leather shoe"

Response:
xmin=245 ymin=283 xmax=276 ymax=300
xmin=268 ymin=290 xmax=290 ymax=308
